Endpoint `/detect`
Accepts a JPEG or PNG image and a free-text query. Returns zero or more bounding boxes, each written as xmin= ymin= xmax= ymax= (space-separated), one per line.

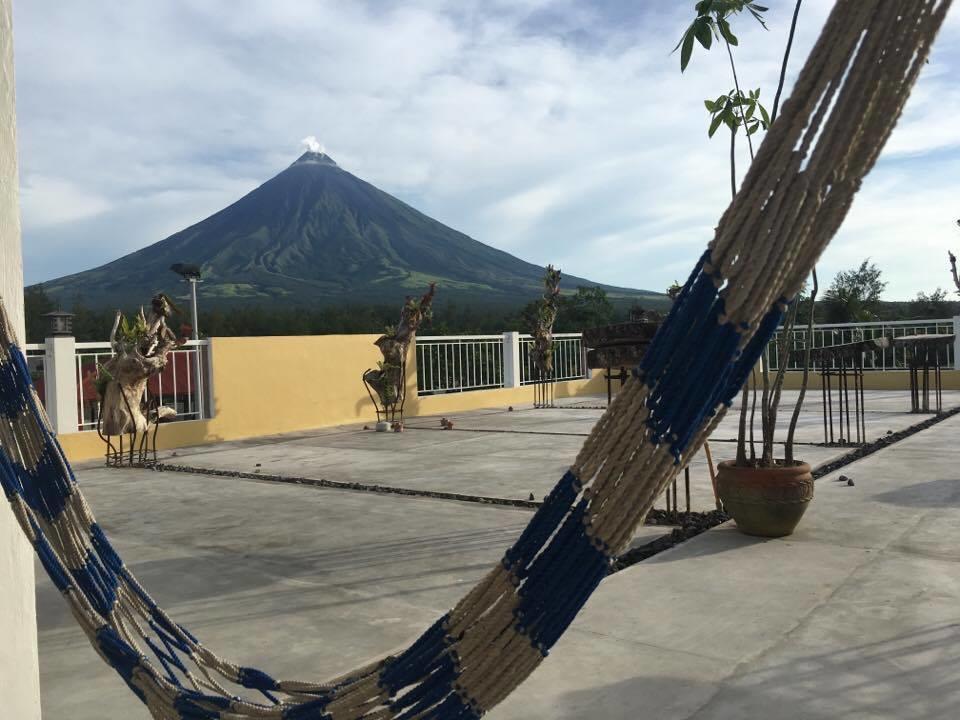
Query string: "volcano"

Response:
xmin=38 ymin=151 xmax=663 ymax=309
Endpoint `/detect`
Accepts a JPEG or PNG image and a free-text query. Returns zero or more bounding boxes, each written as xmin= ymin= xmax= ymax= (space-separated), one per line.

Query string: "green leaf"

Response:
xmin=747 ymin=4 xmax=769 ymax=29
xmin=672 ymin=21 xmax=694 ymax=53
xmin=694 ymin=18 xmax=713 ymax=49
xmin=744 ymin=103 xmax=755 ymax=120
xmin=759 ymin=103 xmax=771 ymax=127
xmin=747 ymin=122 xmax=761 ymax=136
xmin=708 ymin=113 xmax=724 ymax=138
xmin=704 ymin=99 xmax=716 ymax=112
xmin=718 ymin=17 xmax=738 ymax=45
xmin=680 ymin=29 xmax=695 ymax=71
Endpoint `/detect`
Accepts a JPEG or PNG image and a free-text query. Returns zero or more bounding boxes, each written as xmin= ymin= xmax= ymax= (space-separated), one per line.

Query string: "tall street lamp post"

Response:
xmin=170 ymin=264 xmax=204 ymax=420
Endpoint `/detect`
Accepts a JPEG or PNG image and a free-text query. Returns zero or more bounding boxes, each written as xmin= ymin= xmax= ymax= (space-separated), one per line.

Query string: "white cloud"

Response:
xmin=822 ymin=155 xmax=960 ymax=299
xmin=12 ymin=0 xmax=960 ymax=299
xmin=19 ymin=175 xmax=112 ymax=227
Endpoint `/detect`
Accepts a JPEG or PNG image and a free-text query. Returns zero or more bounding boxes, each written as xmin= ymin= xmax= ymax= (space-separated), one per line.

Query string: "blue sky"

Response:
xmin=13 ymin=1 xmax=960 ymax=299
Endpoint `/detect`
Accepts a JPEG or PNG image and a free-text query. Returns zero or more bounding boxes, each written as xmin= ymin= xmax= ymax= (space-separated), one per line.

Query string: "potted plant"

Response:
xmin=677 ymin=0 xmax=813 ymax=536
xmin=716 ymin=271 xmax=819 ymax=536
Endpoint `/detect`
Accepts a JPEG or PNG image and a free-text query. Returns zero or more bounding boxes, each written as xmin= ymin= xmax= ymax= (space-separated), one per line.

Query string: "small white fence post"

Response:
xmin=202 ymin=340 xmax=214 ymax=418
xmin=503 ymin=331 xmax=522 ymax=388
xmin=44 ymin=334 xmax=79 ymax=434
xmin=954 ymin=315 xmax=960 ymax=369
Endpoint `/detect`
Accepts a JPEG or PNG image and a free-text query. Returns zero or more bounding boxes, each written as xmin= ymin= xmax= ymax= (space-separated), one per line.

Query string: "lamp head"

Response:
xmin=170 ymin=263 xmax=202 ymax=280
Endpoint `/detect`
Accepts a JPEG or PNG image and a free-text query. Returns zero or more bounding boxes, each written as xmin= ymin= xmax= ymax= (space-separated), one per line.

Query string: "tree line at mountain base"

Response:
xmin=24 ymin=284 xmax=657 ymax=343
xmin=24 ymin=258 xmax=960 ymax=344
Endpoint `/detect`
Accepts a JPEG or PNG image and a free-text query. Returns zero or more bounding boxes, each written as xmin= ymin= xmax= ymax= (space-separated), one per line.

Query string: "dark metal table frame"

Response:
xmin=892 ymin=334 xmax=955 ymax=414
xmin=808 ymin=337 xmax=890 ymax=447
xmin=583 ymin=321 xmax=660 ymax=406
xmin=532 ymin=368 xmax=556 ymax=409
xmin=603 ymin=366 xmax=629 ymax=404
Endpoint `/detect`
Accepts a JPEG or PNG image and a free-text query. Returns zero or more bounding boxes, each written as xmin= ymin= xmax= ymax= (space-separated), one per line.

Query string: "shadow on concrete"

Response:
xmin=551 ymin=624 xmax=960 ymax=720
xmin=873 ymin=478 xmax=960 ymax=508
xmin=641 ymin=527 xmax=766 ymax=565
xmin=699 ymin=622 xmax=960 ymax=720
xmin=36 ymin=523 xmax=523 ymax=631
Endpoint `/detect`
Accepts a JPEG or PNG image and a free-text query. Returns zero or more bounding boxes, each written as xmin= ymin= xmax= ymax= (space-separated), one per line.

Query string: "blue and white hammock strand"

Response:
xmin=0 ymin=1 xmax=951 ymax=718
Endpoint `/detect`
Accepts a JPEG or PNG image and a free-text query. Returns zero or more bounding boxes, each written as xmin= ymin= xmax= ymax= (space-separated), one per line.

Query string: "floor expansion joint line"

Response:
xmin=147 ymin=463 xmax=545 ymax=508
xmin=112 ymin=465 xmax=702 ymax=547
xmin=613 ymin=405 xmax=960 ymax=573
xmin=404 ymin=426 xmax=590 ymax=437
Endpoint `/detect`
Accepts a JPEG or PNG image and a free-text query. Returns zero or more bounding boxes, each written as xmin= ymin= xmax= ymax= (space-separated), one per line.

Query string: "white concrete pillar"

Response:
xmin=0 ymin=0 xmax=43 ymax=716
xmin=953 ymin=315 xmax=960 ymax=369
xmin=503 ymin=331 xmax=522 ymax=388
xmin=580 ymin=337 xmax=592 ymax=379
xmin=45 ymin=334 xmax=79 ymax=433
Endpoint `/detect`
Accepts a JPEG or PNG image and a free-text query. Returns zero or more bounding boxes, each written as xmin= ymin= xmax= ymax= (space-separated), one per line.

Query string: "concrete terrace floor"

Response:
xmin=151 ymin=389 xmax=960 ymax=513
xmin=34 ymin=389 xmax=960 ymax=719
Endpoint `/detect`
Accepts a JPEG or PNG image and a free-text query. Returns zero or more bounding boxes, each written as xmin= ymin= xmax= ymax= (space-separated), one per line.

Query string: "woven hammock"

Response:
xmin=0 ymin=2 xmax=951 ymax=718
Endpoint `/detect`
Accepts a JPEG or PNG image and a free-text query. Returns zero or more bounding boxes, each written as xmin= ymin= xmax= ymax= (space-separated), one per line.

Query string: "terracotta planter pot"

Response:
xmin=716 ymin=460 xmax=814 ymax=538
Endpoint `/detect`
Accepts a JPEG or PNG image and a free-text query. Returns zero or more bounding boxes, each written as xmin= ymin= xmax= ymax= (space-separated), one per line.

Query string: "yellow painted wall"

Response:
xmin=58 ymin=332 xmax=955 ymax=464
xmin=558 ymin=368 xmax=960 ymax=402
xmin=778 ymin=369 xmax=960 ymax=391
xmin=59 ymin=335 xmax=383 ymax=463
xmin=57 ymin=336 xmax=608 ymax=463
xmin=408 ymin=375 xmax=606 ymax=418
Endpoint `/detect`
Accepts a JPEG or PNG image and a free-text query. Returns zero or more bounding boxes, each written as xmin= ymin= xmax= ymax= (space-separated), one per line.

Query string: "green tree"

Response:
xmin=910 ymin=288 xmax=951 ymax=319
xmin=24 ymin=285 xmax=56 ymax=343
xmin=822 ymin=260 xmax=887 ymax=322
xmin=557 ymin=286 xmax=614 ymax=331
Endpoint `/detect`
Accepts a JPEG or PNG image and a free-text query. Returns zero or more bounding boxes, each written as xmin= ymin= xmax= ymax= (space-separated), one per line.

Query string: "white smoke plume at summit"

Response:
xmin=301 ymin=136 xmax=325 ymax=154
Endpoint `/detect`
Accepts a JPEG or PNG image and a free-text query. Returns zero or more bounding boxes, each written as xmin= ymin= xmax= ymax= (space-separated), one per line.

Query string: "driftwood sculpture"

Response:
xmin=530 ymin=265 xmax=561 ymax=377
xmin=363 ymin=284 xmax=435 ymax=428
xmin=950 ymin=250 xmax=960 ymax=296
xmin=530 ymin=266 xmax=561 ymax=408
xmin=97 ymin=294 xmax=185 ymax=464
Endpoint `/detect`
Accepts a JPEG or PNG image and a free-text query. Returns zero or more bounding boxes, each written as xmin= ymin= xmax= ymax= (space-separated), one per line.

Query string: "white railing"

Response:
xmin=415 ymin=332 xmax=589 ymax=395
xmin=21 ymin=338 xmax=211 ymax=432
xmin=75 ymin=340 xmax=210 ymax=431
xmin=767 ymin=318 xmax=957 ymax=371
xmin=74 ymin=342 xmax=113 ymax=430
xmin=415 ymin=335 xmax=505 ymax=395
xmin=519 ymin=333 xmax=586 ymax=385
xmin=24 ymin=344 xmax=48 ymax=396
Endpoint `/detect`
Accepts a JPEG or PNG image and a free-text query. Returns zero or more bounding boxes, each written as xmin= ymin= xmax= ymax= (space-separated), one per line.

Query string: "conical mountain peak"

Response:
xmin=39 ymin=150 xmax=659 ymax=310
xmin=292 ymin=151 xmax=338 ymax=168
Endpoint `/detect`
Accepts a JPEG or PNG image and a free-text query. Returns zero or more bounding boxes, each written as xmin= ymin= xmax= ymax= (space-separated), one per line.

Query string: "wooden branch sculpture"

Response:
xmin=951 ymin=249 xmax=960 ymax=296
xmin=98 ymin=294 xmax=185 ymax=436
xmin=363 ymin=284 xmax=435 ymax=421
xmin=530 ymin=265 xmax=561 ymax=379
